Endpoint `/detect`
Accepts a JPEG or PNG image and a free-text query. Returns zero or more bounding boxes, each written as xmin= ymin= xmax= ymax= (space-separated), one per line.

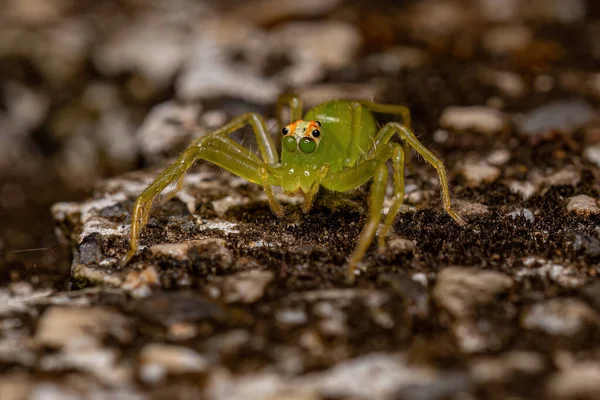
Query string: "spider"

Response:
xmin=122 ymin=94 xmax=464 ymax=282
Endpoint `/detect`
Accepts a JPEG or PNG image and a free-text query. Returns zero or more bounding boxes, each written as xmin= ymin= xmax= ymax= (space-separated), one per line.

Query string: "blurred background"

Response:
xmin=0 ymin=0 xmax=599 ymax=286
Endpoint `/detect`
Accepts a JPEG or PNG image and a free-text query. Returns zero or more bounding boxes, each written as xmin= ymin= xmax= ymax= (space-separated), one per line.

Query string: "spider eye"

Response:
xmin=315 ymin=121 xmax=321 ymax=127
xmin=282 ymin=127 xmax=289 ymax=135
xmin=283 ymin=136 xmax=297 ymax=152
xmin=299 ymin=138 xmax=316 ymax=154
xmin=311 ymin=129 xmax=320 ymax=138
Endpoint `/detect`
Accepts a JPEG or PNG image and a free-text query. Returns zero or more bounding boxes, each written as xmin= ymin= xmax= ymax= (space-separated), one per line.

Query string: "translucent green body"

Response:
xmin=123 ymin=94 xmax=463 ymax=282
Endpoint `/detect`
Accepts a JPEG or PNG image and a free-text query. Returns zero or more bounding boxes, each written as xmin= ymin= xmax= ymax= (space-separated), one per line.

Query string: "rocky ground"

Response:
xmin=2 ymin=0 xmax=600 ymax=399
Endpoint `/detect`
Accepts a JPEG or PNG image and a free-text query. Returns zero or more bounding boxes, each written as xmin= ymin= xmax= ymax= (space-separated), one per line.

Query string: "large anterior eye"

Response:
xmin=283 ymin=136 xmax=297 ymax=152
xmin=299 ymin=138 xmax=316 ymax=154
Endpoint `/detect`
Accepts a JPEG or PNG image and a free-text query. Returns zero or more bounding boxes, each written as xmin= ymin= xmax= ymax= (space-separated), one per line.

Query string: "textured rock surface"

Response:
xmin=2 ymin=0 xmax=600 ymax=399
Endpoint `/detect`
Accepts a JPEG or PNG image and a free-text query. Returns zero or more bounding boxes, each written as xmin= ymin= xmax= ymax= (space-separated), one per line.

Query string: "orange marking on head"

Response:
xmin=286 ymin=120 xmax=301 ymax=135
xmin=305 ymin=121 xmax=321 ymax=137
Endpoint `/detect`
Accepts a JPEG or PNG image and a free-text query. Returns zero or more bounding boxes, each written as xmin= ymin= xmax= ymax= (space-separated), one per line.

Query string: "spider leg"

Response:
xmin=302 ymin=163 xmax=330 ymax=213
xmin=371 ymin=122 xmax=463 ymax=225
xmin=347 ymin=163 xmax=387 ymax=282
xmin=159 ymin=173 xmax=186 ymax=204
xmin=159 ymin=113 xmax=278 ymax=204
xmin=344 ymin=102 xmax=363 ymax=167
xmin=124 ymin=146 xmax=200 ymax=266
xmin=359 ymin=100 xmax=413 ymax=167
xmin=359 ymin=100 xmax=412 ymax=131
xmin=123 ymin=136 xmax=282 ymax=265
xmin=377 ymin=143 xmax=405 ymax=252
xmin=259 ymin=165 xmax=283 ymax=217
xmin=276 ymin=93 xmax=304 ymax=129
xmin=192 ymin=112 xmax=279 ymax=165
xmin=322 ymin=144 xmax=396 ymax=282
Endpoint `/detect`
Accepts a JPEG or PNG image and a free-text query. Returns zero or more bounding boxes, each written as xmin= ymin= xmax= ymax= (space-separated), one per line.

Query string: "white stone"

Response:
xmin=36 ymin=306 xmax=129 ymax=350
xmin=509 ymin=181 xmax=537 ymax=200
xmin=567 ymin=195 xmax=600 ymax=215
xmin=136 ymin=101 xmax=202 ymax=160
xmin=470 ymin=351 xmax=545 ymax=383
xmin=139 ymin=343 xmax=209 ymax=384
xmin=94 ymin=22 xmax=189 ymax=87
xmin=459 ymin=162 xmax=501 ymax=186
xmin=220 ymin=270 xmax=275 ymax=304
xmin=485 ymin=149 xmax=511 ymax=166
xmin=508 ymin=208 xmax=535 ymax=222
xmin=177 ymin=40 xmax=280 ymax=104
xmin=546 ymin=363 xmax=600 ymax=399
xmin=207 ymin=353 xmax=431 ymax=400
xmin=271 ymin=21 xmax=361 ymax=70
xmin=433 ymin=267 xmax=513 ymax=319
xmin=522 ymin=298 xmax=600 ymax=337
xmin=440 ymin=106 xmax=507 ymax=134
xmin=583 ymin=143 xmax=600 ymax=168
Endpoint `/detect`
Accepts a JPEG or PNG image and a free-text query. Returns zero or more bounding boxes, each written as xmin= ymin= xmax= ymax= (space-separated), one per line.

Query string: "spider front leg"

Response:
xmin=276 ymin=93 xmax=303 ymax=129
xmin=201 ymin=112 xmax=279 ymax=165
xmin=123 ymin=146 xmax=199 ymax=265
xmin=122 ymin=114 xmax=278 ymax=265
xmin=154 ymin=112 xmax=279 ymax=206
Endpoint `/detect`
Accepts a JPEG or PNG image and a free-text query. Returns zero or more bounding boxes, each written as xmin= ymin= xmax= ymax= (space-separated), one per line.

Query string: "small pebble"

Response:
xmin=139 ymin=343 xmax=208 ymax=384
xmin=218 ymin=270 xmax=275 ymax=304
xmin=271 ymin=21 xmax=361 ymax=70
xmin=508 ymin=208 xmax=535 ymax=222
xmin=0 ymin=373 xmax=30 ymax=400
xmin=485 ymin=149 xmax=511 ymax=166
xmin=522 ymin=298 xmax=600 ymax=337
xmin=567 ymin=195 xmax=600 ymax=215
xmin=36 ymin=306 xmax=130 ymax=350
xmin=470 ymin=351 xmax=546 ymax=384
xmin=150 ymin=238 xmax=233 ymax=269
xmin=136 ymin=101 xmax=201 ymax=161
xmin=122 ymin=266 xmax=160 ymax=298
xmin=546 ymin=363 xmax=600 ymax=400
xmin=364 ymin=46 xmax=429 ymax=73
xmin=167 ymin=322 xmax=198 ymax=341
xmin=509 ymin=181 xmax=537 ymax=200
xmin=433 ymin=267 xmax=513 ymax=319
xmin=583 ymin=143 xmax=600 ymax=168
xmin=572 ymin=233 xmax=600 ymax=258
xmin=177 ymin=39 xmax=280 ymax=104
xmin=478 ymin=68 xmax=526 ymax=98
xmin=93 ymin=22 xmax=188 ymax=87
xmin=386 ymin=237 xmax=415 ymax=254
xmin=459 ymin=162 xmax=501 ymax=186
xmin=276 ymin=309 xmax=308 ymax=325
xmin=540 ymin=167 xmax=581 ymax=187
xmin=439 ymin=106 xmax=507 ymax=135
xmin=516 ymin=99 xmax=595 ymax=136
